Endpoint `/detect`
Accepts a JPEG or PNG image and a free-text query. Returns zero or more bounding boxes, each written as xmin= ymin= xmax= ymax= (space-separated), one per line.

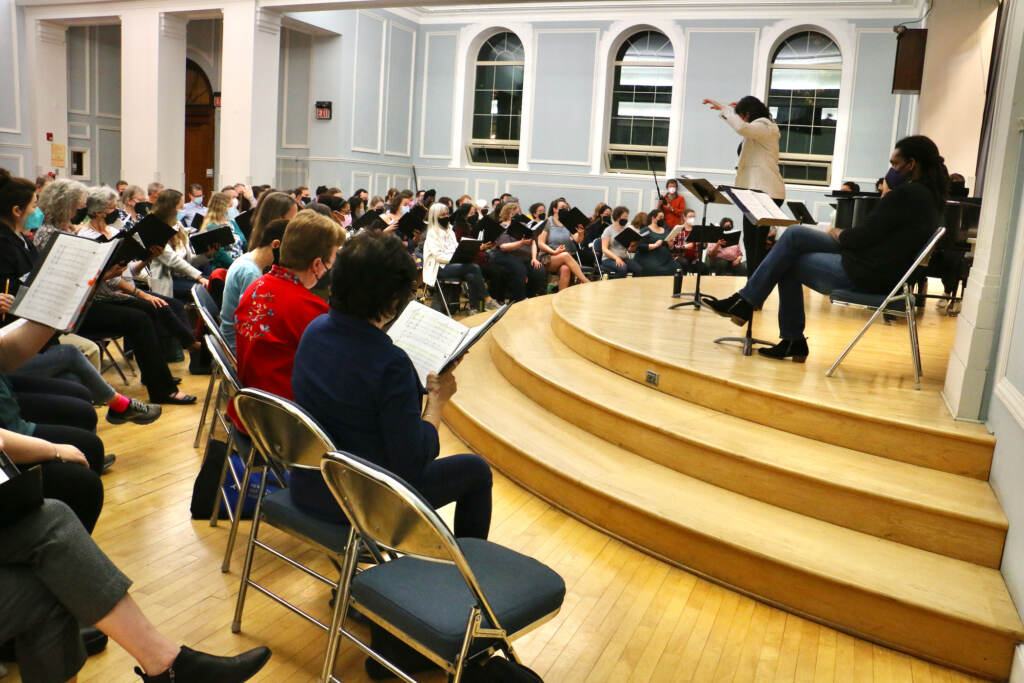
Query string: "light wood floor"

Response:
xmin=2 ymin=351 xmax=984 ymax=682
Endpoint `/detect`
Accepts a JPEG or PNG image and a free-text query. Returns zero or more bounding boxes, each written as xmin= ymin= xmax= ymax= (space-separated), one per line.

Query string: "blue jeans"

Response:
xmin=11 ymin=344 xmax=115 ymax=405
xmin=437 ymin=263 xmax=487 ymax=309
xmin=739 ymin=226 xmax=854 ymax=339
xmin=601 ymin=257 xmax=643 ymax=278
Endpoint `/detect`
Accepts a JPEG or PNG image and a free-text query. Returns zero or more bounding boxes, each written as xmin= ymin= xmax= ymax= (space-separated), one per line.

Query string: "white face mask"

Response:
xmin=666 ymin=185 xmax=677 ymax=195
xmin=401 ymin=204 xmax=411 ymax=215
xmin=685 ymin=216 xmax=696 ymax=226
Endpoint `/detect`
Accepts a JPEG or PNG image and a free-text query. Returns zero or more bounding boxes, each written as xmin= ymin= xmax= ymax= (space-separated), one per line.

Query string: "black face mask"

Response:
xmin=617 ymin=218 xmax=628 ymax=227
xmin=536 ymin=212 xmax=546 ymax=221
xmin=135 ymin=202 xmax=151 ymax=216
xmin=467 ymin=214 xmax=479 ymax=225
xmin=602 ymin=215 xmax=612 ymax=225
xmin=301 ymin=197 xmax=311 ymax=205
xmin=104 ymin=211 xmax=120 ymax=225
xmin=438 ymin=216 xmax=451 ymax=228
xmin=72 ymin=207 xmax=88 ymax=224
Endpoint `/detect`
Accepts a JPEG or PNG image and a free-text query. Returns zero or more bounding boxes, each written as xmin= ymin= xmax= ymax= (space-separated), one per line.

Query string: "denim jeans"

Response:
xmin=739 ymin=226 xmax=854 ymax=338
xmin=437 ymin=263 xmax=487 ymax=309
xmin=601 ymin=257 xmax=643 ymax=278
xmin=11 ymin=344 xmax=115 ymax=404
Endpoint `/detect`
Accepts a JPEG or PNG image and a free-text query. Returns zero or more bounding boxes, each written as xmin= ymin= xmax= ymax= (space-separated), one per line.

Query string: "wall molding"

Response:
xmin=69 ymin=121 xmax=91 ymax=139
xmin=0 ymin=2 xmax=24 ymax=134
xmin=68 ymin=144 xmax=91 ymax=180
xmin=418 ymin=31 xmax=457 ymax=160
xmin=0 ymin=153 xmax=24 ymax=176
xmin=373 ymin=171 xmax=391 ymax=195
xmin=280 ymin=28 xmax=313 ymax=150
xmin=94 ymin=26 xmax=121 ymax=120
xmin=383 ymin=21 xmax=416 ymax=158
xmin=504 ymin=178 xmax=610 ymax=203
xmin=350 ymin=11 xmax=387 ymax=154
xmin=67 ymin=26 xmax=91 ymax=116
xmin=475 ymin=178 xmax=498 ymax=201
xmin=350 ymin=170 xmax=372 ymax=194
xmin=995 ymin=377 xmax=1024 ymax=429
xmin=418 ymin=175 xmax=469 ymax=195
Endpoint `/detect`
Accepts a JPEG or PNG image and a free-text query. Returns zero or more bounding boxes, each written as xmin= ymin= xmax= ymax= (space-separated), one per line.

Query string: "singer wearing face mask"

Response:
xmin=181 ymin=183 xmax=207 ymax=228
xmin=659 ymin=179 xmax=687 ymax=229
xmin=219 ymin=218 xmax=288 ymax=355
xmin=422 ymin=203 xmax=501 ymax=311
xmin=707 ymin=136 xmax=948 ymax=361
xmin=671 ymin=208 xmax=706 ymax=274
xmin=600 ymin=206 xmax=644 ymax=278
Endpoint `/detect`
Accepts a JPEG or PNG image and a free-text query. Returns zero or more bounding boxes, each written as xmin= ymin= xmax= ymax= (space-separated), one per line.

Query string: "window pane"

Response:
xmin=495 ymin=116 xmax=513 ymax=140
xmin=617 ymin=30 xmax=674 ymax=62
xmin=609 ymin=152 xmax=666 ymax=173
xmin=818 ymin=107 xmax=838 ymax=126
xmin=475 ymin=65 xmax=494 ymax=89
xmin=610 ymin=117 xmax=632 ymax=145
xmin=773 ymin=30 xmax=841 ymax=67
xmin=811 ymin=127 xmax=836 ymax=155
xmin=478 ymin=32 xmax=524 ymax=62
xmin=807 ymin=164 xmax=829 ymax=182
xmin=472 ymin=115 xmax=493 ymax=140
xmin=492 ymin=90 xmax=515 ymax=116
xmin=616 ymin=101 xmax=671 ymax=118
xmin=511 ymin=116 xmax=521 ymax=140
xmin=652 ymin=119 xmax=670 ymax=147
xmin=494 ymin=64 xmax=515 ymax=91
xmin=510 ymin=91 xmax=523 ymax=116
xmin=770 ymin=68 xmax=841 ymax=91
xmin=630 ymin=119 xmax=655 ymax=146
xmin=473 ymin=90 xmax=493 ymax=116
xmin=620 ymin=65 xmax=673 ymax=87
xmin=786 ymin=126 xmax=812 ymax=154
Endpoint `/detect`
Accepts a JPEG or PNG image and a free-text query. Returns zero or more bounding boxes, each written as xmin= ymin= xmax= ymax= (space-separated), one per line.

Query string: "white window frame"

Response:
xmin=467 ymin=31 xmax=525 ymax=168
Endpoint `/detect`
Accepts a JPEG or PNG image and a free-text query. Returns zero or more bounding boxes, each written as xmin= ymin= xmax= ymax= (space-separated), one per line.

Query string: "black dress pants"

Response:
xmin=77 ymin=299 xmax=176 ymax=402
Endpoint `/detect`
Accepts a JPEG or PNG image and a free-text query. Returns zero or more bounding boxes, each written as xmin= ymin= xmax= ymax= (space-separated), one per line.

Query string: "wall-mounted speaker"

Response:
xmin=892 ymin=28 xmax=928 ymax=94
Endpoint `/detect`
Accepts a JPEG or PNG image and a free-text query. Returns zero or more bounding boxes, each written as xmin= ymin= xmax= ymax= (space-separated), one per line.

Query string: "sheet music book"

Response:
xmin=507 ymin=220 xmax=543 ymax=241
xmin=190 ymin=225 xmax=235 ymax=253
xmin=558 ymin=207 xmax=589 ymax=231
xmin=10 ymin=233 xmax=123 ymax=332
xmin=451 ymin=239 xmax=483 ymax=264
xmin=352 ymin=207 xmax=385 ymax=231
xmin=396 ymin=205 xmax=427 ymax=238
xmin=613 ymin=227 xmax=644 ymax=248
xmin=387 ymin=300 xmax=510 ymax=387
xmin=477 ymin=215 xmax=503 ymax=243
xmin=718 ymin=186 xmax=797 ymax=227
xmin=683 ymin=225 xmax=725 ymax=244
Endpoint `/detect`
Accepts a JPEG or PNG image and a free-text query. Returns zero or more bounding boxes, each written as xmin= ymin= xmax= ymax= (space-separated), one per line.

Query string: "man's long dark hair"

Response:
xmin=894 ymin=135 xmax=949 ymax=210
xmin=734 ymin=96 xmax=772 ymax=122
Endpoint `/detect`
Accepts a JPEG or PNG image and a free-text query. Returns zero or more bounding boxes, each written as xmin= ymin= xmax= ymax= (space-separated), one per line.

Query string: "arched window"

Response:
xmin=468 ymin=32 xmax=524 ymax=167
xmin=768 ymin=30 xmax=841 ymax=186
xmin=607 ymin=30 xmax=673 ymax=174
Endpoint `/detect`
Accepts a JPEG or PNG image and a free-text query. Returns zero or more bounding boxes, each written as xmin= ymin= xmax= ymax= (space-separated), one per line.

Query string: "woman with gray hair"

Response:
xmin=117 ymin=184 xmax=146 ymax=230
xmin=33 ymin=178 xmax=88 ymax=251
xmin=77 ymin=186 xmax=122 ymax=241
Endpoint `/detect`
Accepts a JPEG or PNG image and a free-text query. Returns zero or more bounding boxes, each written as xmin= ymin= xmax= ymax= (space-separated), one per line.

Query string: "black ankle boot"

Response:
xmin=134 ymin=645 xmax=271 ymax=683
xmin=705 ymin=292 xmax=753 ymax=326
xmin=757 ymin=337 xmax=809 ymax=362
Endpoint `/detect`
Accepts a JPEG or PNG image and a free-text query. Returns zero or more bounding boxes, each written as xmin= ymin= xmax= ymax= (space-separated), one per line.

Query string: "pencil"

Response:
xmin=2 ymin=278 xmax=8 ymax=322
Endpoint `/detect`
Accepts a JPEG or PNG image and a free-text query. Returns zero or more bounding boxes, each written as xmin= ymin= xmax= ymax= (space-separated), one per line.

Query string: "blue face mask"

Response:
xmin=884 ymin=165 xmax=907 ymax=191
xmin=227 ymin=207 xmax=239 ymax=220
xmin=176 ymin=210 xmax=187 ymax=223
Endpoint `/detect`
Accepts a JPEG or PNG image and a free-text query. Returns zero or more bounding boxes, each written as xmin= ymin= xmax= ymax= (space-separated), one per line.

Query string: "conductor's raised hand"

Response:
xmin=702 ymin=98 xmax=724 ymax=111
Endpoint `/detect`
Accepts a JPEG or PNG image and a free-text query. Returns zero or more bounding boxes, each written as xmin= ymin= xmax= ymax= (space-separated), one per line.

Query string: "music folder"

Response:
xmin=507 ymin=220 xmax=541 ymax=241
xmin=613 ymin=227 xmax=644 ymax=248
xmin=717 ymin=186 xmax=797 ymax=228
xmin=190 ymin=225 xmax=235 ymax=253
xmin=0 ymin=450 xmax=44 ymax=525
xmin=10 ymin=232 xmax=145 ymax=333
xmin=451 ymin=239 xmax=483 ymax=264
xmin=558 ymin=207 xmax=589 ymax=231
xmin=396 ymin=204 xmax=427 ymax=238
xmin=683 ymin=225 xmax=726 ymax=244
xmin=476 ymin=214 xmax=503 ymax=243
xmin=352 ymin=207 xmax=385 ymax=231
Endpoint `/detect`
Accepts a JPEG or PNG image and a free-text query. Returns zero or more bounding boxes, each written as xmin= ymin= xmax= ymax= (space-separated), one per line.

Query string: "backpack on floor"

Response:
xmin=190 ymin=439 xmax=285 ymax=520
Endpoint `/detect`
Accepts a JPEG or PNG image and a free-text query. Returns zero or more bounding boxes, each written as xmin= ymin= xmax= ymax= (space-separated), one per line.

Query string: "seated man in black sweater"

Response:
xmin=707 ymin=135 xmax=947 ymax=361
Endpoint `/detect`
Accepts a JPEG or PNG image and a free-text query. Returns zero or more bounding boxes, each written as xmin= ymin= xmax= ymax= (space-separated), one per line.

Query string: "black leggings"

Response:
xmin=9 ymin=375 xmax=97 ymax=432
xmin=78 ymin=299 xmax=177 ymax=402
xmin=492 ymin=252 xmax=547 ymax=302
xmin=151 ymin=293 xmax=196 ymax=349
xmin=18 ymin=461 xmax=105 ymax=533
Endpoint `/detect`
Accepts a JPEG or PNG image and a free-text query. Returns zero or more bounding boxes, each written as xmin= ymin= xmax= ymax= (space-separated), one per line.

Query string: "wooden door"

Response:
xmin=185 ymin=60 xmax=216 ymax=197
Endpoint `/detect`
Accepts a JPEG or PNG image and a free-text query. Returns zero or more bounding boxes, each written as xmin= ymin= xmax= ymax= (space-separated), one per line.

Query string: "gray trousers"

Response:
xmin=0 ymin=500 xmax=132 ymax=683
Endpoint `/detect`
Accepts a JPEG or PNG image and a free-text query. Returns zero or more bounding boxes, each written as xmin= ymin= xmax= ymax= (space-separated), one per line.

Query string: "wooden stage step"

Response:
xmin=549 ymin=276 xmax=995 ymax=478
xmin=444 ymin=336 xmax=1023 ymax=679
xmin=488 ymin=297 xmax=1007 ymax=567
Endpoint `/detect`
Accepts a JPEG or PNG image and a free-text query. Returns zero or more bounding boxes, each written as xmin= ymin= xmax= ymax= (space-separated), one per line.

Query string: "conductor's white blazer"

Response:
xmin=720 ymin=109 xmax=787 ymax=200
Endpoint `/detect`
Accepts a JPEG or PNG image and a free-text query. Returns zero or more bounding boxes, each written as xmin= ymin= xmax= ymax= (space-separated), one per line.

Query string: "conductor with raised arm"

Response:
xmin=702 ymin=96 xmax=785 ymax=273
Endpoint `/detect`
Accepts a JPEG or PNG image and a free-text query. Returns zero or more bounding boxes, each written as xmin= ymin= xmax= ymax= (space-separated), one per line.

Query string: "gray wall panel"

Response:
xmin=384 ymin=24 xmax=414 ymax=155
xmin=679 ymin=30 xmax=756 ymax=173
xmin=95 ymin=26 xmax=121 ymax=118
xmin=845 ymin=31 xmax=898 ymax=180
xmin=418 ymin=32 xmax=456 ymax=159
xmin=351 ymin=12 xmax=385 ymax=152
xmin=283 ymin=30 xmax=312 ymax=148
xmin=97 ymin=126 xmax=120 ymax=186
xmin=67 ymin=27 xmax=90 ymax=114
xmin=530 ymin=31 xmax=597 ymax=164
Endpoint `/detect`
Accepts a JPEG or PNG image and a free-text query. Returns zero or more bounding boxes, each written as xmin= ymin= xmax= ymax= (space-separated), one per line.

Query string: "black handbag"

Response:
xmin=0 ymin=450 xmax=44 ymax=526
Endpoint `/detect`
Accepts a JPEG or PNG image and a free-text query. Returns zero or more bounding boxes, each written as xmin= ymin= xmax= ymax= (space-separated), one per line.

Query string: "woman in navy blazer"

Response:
xmin=291 ymin=230 xmax=492 ymax=539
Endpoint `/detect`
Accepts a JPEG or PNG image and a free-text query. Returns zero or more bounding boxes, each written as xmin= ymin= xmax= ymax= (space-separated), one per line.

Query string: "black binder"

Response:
xmin=683 ymin=225 xmax=726 ymax=244
xmin=0 ymin=450 xmax=43 ymax=526
xmin=190 ymin=225 xmax=235 ymax=254
xmin=352 ymin=208 xmax=385 ymax=231
xmin=558 ymin=207 xmax=589 ymax=231
xmin=613 ymin=227 xmax=644 ymax=248
xmin=450 ymin=239 xmax=483 ymax=264
xmin=507 ymin=220 xmax=542 ymax=241
xmin=477 ymin=215 xmax=503 ymax=243
xmin=396 ymin=205 xmax=427 ymax=238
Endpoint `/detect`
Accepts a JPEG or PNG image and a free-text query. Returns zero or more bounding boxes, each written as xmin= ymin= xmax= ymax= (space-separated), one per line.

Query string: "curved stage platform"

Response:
xmin=444 ymin=276 xmax=1021 ymax=680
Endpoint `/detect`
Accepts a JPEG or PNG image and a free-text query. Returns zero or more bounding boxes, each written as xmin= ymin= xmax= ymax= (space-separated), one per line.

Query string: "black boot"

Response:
xmin=134 ymin=645 xmax=271 ymax=683
xmin=82 ymin=626 xmax=109 ymax=655
xmin=757 ymin=337 xmax=809 ymax=362
xmin=705 ymin=292 xmax=753 ymax=326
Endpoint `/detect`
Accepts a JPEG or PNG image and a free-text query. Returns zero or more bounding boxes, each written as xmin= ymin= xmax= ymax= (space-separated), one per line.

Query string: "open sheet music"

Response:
xmin=721 ymin=187 xmax=796 ymax=227
xmin=10 ymin=233 xmax=120 ymax=332
xmin=387 ymin=300 xmax=510 ymax=387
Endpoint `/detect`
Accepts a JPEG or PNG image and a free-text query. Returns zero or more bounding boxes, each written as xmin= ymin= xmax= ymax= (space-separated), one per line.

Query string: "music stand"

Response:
xmin=668 ymin=225 xmax=725 ymax=310
xmin=713 ymin=186 xmax=797 ymax=356
xmin=786 ymin=201 xmax=816 ymax=226
xmin=668 ymin=177 xmax=731 ymax=310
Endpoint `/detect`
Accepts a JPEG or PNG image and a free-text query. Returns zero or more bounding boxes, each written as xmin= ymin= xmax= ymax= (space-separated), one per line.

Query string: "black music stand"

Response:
xmin=712 ymin=186 xmax=797 ymax=356
xmin=668 ymin=225 xmax=725 ymax=310
xmin=668 ymin=177 xmax=731 ymax=310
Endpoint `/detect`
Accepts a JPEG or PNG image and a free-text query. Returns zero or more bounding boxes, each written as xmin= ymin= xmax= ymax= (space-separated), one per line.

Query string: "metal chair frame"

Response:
xmin=434 ymin=278 xmax=467 ymax=317
xmin=590 ymin=240 xmax=604 ymax=279
xmin=89 ymin=334 xmax=137 ymax=386
xmin=230 ymin=389 xmax=359 ymax=682
xmin=191 ymin=283 xmax=234 ymax=449
xmin=320 ymin=450 xmax=560 ymax=683
xmin=826 ymin=227 xmax=946 ymax=389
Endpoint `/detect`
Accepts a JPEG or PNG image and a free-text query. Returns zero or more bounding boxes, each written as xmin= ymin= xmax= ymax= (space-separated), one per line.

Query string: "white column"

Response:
xmin=219 ymin=4 xmax=280 ymax=187
xmin=120 ymin=9 xmax=186 ymax=189
xmin=26 ymin=18 xmax=68 ymax=177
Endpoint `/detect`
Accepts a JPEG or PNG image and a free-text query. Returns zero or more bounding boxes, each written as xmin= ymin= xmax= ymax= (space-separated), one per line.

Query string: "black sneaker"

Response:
xmin=102 ymin=454 xmax=116 ymax=472
xmin=107 ymin=399 xmax=163 ymax=425
xmin=134 ymin=645 xmax=271 ymax=683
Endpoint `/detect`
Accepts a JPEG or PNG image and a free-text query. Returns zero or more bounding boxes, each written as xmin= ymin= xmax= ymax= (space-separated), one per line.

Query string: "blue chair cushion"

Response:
xmin=830 ymin=288 xmax=911 ymax=312
xmin=260 ymin=488 xmax=350 ymax=554
xmin=350 ymin=538 xmax=565 ymax=661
